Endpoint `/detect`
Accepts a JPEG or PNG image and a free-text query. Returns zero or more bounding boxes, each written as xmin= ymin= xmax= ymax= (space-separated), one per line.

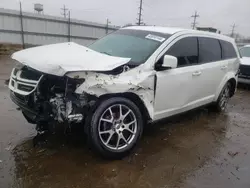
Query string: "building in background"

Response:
xmin=0 ymin=8 xmax=117 ymax=49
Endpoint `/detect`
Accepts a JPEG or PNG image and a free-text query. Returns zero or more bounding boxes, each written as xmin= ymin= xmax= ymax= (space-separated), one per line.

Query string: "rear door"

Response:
xmin=188 ymin=37 xmax=225 ymax=103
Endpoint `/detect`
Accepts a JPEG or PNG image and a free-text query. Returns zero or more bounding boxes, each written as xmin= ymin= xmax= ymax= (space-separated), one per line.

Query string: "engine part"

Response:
xmin=50 ymin=94 xmax=66 ymax=123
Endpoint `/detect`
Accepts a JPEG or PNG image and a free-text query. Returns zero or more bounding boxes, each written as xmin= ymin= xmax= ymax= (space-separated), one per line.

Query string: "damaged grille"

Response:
xmin=17 ymin=84 xmax=34 ymax=92
xmin=20 ymin=68 xmax=42 ymax=81
xmin=9 ymin=66 xmax=43 ymax=95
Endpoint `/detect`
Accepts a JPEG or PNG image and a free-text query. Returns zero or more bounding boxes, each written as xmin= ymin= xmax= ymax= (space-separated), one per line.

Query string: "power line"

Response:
xmin=191 ymin=11 xmax=199 ymax=29
xmin=231 ymin=23 xmax=237 ymax=37
xmin=136 ymin=0 xmax=143 ymax=26
xmin=61 ymin=4 xmax=68 ymax=18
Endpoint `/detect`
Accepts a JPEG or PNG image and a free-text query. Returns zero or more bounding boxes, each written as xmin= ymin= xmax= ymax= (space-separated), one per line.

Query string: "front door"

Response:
xmin=154 ymin=65 xmax=203 ymax=120
xmin=153 ymin=36 xmax=202 ymax=120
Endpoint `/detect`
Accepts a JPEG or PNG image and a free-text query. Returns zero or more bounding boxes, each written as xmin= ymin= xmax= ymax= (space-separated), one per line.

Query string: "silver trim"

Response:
xmin=8 ymin=68 xmax=43 ymax=96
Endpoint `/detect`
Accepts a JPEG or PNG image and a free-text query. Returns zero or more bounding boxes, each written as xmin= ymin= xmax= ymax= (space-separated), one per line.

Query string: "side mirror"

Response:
xmin=162 ymin=55 xmax=178 ymax=69
xmin=155 ymin=55 xmax=178 ymax=71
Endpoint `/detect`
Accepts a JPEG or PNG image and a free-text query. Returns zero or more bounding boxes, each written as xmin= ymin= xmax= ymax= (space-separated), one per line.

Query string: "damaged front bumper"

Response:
xmin=10 ymin=91 xmax=46 ymax=123
xmin=10 ymin=90 xmax=91 ymax=124
xmin=9 ymin=66 xmax=95 ymax=125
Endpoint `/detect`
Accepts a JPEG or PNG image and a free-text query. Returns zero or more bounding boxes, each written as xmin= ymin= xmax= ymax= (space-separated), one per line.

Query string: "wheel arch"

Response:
xmin=214 ymin=73 xmax=237 ymax=101
xmin=97 ymin=92 xmax=152 ymax=123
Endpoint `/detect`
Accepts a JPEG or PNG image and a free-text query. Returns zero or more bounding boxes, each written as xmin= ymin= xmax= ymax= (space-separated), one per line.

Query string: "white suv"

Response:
xmin=8 ymin=26 xmax=240 ymax=158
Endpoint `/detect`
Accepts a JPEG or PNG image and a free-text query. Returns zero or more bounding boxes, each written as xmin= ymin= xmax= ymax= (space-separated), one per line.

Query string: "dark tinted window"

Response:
xmin=166 ymin=37 xmax=198 ymax=67
xmin=220 ymin=40 xmax=237 ymax=59
xmin=198 ymin=37 xmax=221 ymax=63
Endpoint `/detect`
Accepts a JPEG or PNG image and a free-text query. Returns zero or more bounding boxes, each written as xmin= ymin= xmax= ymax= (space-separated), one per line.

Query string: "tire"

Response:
xmin=214 ymin=82 xmax=231 ymax=112
xmin=87 ymin=97 xmax=143 ymax=159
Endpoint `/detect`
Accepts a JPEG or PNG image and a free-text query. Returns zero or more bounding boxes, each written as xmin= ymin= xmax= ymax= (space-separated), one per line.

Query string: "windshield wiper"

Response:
xmin=100 ymin=51 xmax=112 ymax=56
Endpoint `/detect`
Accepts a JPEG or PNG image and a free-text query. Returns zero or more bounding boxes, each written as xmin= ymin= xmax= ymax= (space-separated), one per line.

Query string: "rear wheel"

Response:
xmin=88 ymin=97 xmax=143 ymax=159
xmin=215 ymin=82 xmax=231 ymax=112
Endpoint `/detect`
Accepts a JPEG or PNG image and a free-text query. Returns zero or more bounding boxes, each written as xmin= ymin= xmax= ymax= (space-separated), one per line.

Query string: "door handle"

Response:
xmin=221 ymin=65 xmax=228 ymax=70
xmin=192 ymin=71 xmax=201 ymax=76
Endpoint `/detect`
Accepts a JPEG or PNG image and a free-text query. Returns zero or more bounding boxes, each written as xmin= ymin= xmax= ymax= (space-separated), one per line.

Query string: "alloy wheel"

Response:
xmin=98 ymin=104 xmax=137 ymax=151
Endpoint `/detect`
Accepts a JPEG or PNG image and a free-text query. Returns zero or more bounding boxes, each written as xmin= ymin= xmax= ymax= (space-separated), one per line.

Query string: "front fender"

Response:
xmin=71 ymin=70 xmax=156 ymax=120
xmin=214 ymin=72 xmax=237 ymax=101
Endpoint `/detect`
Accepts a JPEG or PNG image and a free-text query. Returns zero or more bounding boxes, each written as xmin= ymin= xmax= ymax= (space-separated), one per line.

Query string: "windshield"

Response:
xmin=89 ymin=29 xmax=170 ymax=65
xmin=240 ymin=47 xmax=250 ymax=57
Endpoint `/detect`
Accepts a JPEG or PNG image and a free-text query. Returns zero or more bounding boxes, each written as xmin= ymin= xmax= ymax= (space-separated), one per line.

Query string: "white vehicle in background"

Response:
xmin=239 ymin=45 xmax=250 ymax=84
xmin=8 ymin=26 xmax=240 ymax=158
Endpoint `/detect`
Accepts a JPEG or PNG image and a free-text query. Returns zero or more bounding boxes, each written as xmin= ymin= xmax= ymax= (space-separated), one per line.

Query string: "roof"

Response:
xmin=122 ymin=26 xmax=233 ymax=42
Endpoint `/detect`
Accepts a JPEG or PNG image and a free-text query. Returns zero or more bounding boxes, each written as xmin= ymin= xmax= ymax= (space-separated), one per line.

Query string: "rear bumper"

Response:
xmin=238 ymin=77 xmax=250 ymax=84
xmin=10 ymin=91 xmax=46 ymax=123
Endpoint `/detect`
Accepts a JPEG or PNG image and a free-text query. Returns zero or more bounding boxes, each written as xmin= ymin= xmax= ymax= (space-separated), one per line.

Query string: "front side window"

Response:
xmin=240 ymin=47 xmax=250 ymax=58
xmin=89 ymin=29 xmax=170 ymax=66
xmin=198 ymin=37 xmax=221 ymax=63
xmin=220 ymin=40 xmax=237 ymax=59
xmin=166 ymin=37 xmax=198 ymax=67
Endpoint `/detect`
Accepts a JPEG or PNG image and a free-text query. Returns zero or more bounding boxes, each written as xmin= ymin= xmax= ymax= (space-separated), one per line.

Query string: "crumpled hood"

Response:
xmin=240 ymin=57 xmax=250 ymax=66
xmin=11 ymin=42 xmax=131 ymax=76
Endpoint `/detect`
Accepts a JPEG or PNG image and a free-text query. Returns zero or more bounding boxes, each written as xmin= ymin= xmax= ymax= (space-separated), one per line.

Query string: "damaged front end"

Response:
xmin=9 ymin=66 xmax=96 ymax=125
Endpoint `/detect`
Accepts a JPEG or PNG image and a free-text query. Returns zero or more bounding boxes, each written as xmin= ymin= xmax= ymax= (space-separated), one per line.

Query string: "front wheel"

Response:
xmin=214 ymin=82 xmax=231 ymax=112
xmin=88 ymin=97 xmax=143 ymax=159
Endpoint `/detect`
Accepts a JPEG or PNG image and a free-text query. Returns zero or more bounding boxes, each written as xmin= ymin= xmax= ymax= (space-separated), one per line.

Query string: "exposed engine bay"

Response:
xmin=39 ymin=75 xmax=89 ymax=123
xmin=9 ymin=66 xmax=96 ymax=125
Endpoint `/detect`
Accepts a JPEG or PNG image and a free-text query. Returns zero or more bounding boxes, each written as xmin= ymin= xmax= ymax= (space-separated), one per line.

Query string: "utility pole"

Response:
xmin=106 ymin=19 xmax=111 ymax=34
xmin=231 ymin=23 xmax=236 ymax=38
xmin=136 ymin=0 xmax=143 ymax=26
xmin=191 ymin=11 xmax=199 ymax=29
xmin=61 ymin=5 xmax=68 ymax=18
xmin=19 ymin=1 xmax=25 ymax=49
xmin=68 ymin=11 xmax=71 ymax=42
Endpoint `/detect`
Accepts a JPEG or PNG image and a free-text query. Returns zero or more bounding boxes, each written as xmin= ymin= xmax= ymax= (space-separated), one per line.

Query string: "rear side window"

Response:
xmin=220 ymin=40 xmax=237 ymax=59
xmin=198 ymin=37 xmax=221 ymax=63
xmin=166 ymin=37 xmax=198 ymax=67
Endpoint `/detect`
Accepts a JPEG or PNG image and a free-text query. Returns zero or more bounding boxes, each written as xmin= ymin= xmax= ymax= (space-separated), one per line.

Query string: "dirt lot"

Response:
xmin=1 ymin=56 xmax=250 ymax=188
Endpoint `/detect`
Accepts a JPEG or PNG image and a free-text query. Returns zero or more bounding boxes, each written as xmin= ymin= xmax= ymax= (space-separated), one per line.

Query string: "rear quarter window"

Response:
xmin=220 ymin=40 xmax=237 ymax=59
xmin=198 ymin=37 xmax=222 ymax=63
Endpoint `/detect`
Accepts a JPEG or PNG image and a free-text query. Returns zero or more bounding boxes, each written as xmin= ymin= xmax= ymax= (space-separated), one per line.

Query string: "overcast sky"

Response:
xmin=1 ymin=0 xmax=250 ymax=37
